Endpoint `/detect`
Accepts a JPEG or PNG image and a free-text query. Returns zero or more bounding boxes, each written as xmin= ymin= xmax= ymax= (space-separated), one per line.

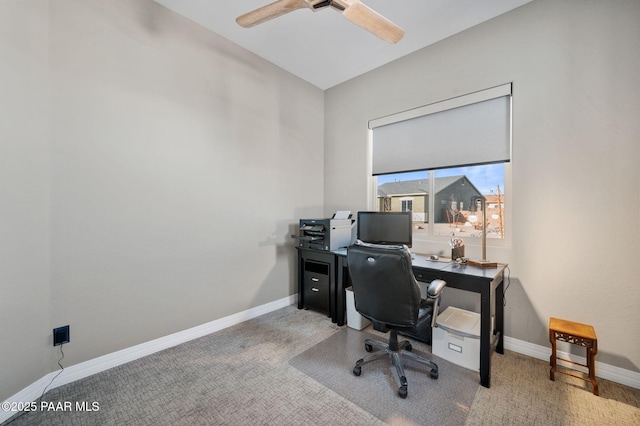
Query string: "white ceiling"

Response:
xmin=153 ymin=0 xmax=532 ymax=90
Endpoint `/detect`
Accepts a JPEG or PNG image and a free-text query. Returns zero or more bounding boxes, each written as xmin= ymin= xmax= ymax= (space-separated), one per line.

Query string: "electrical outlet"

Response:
xmin=53 ymin=325 xmax=70 ymax=346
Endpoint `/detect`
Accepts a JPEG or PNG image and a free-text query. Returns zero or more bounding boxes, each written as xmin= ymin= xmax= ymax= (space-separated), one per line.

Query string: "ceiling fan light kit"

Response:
xmin=236 ymin=0 xmax=405 ymax=44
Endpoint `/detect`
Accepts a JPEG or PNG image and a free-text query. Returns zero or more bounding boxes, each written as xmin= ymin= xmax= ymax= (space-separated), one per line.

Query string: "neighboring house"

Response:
xmin=484 ymin=193 xmax=506 ymax=237
xmin=377 ymin=176 xmax=483 ymax=224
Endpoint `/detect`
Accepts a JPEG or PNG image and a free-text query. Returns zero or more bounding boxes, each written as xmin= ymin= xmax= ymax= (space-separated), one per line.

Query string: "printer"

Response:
xmin=296 ymin=217 xmax=355 ymax=251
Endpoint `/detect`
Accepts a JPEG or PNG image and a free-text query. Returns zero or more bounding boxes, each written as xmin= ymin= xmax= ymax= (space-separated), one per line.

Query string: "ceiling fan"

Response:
xmin=236 ymin=0 xmax=404 ymax=44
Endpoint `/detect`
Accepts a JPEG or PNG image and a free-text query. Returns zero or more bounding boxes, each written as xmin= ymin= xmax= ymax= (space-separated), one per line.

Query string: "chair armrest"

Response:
xmin=427 ymin=279 xmax=447 ymax=299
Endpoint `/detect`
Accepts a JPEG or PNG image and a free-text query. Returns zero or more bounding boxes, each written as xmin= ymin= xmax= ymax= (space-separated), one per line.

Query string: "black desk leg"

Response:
xmin=297 ymin=255 xmax=304 ymax=309
xmin=329 ymin=267 xmax=337 ymax=323
xmin=496 ymin=279 xmax=505 ymax=355
xmin=479 ymin=287 xmax=492 ymax=388
xmin=479 ymin=275 xmax=505 ymax=387
xmin=335 ymin=258 xmax=347 ymax=326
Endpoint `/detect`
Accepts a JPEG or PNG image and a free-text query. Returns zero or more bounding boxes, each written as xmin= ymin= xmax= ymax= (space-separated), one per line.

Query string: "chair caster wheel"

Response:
xmin=430 ymin=369 xmax=439 ymax=379
xmin=365 ymin=344 xmax=373 ymax=352
xmin=353 ymin=366 xmax=361 ymax=376
xmin=398 ymin=385 xmax=408 ymax=398
xmin=405 ymin=343 xmax=412 ymax=352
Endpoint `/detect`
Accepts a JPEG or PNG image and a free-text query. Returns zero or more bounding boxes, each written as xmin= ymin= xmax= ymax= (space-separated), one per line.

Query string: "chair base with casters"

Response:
xmin=353 ymin=329 xmax=438 ymax=398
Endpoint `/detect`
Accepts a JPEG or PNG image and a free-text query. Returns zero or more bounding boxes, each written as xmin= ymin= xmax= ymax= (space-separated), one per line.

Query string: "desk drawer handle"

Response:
xmin=311 ymin=277 xmax=320 ymax=282
xmin=311 ymin=287 xmax=319 ymax=292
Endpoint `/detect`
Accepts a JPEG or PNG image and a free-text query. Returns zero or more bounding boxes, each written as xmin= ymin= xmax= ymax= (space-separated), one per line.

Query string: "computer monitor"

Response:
xmin=356 ymin=211 xmax=412 ymax=247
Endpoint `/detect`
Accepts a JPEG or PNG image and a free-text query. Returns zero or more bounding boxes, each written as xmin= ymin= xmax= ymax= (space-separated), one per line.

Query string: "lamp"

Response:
xmin=468 ymin=196 xmax=497 ymax=268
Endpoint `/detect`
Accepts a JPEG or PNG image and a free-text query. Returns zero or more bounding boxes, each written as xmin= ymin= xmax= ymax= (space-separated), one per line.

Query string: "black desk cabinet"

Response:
xmin=296 ymin=248 xmax=336 ymax=321
xmin=302 ymin=259 xmax=330 ymax=313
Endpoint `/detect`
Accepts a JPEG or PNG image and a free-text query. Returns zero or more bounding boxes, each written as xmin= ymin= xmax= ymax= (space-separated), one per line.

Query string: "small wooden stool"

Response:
xmin=549 ymin=317 xmax=598 ymax=396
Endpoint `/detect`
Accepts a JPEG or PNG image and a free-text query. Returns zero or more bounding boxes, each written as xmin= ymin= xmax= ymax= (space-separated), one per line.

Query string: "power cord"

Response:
xmin=40 ymin=343 xmax=66 ymax=401
xmin=4 ymin=344 xmax=66 ymax=425
xmin=502 ymin=265 xmax=511 ymax=306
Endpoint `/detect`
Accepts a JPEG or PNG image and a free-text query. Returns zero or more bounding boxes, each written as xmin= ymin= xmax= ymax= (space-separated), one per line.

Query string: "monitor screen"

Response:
xmin=357 ymin=211 xmax=412 ymax=247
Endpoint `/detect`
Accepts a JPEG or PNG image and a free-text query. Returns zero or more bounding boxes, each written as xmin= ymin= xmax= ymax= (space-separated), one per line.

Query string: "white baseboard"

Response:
xmin=0 ymin=295 xmax=295 ymax=424
xmin=504 ymin=336 xmax=640 ymax=389
xmin=2 ymin=298 xmax=639 ymax=424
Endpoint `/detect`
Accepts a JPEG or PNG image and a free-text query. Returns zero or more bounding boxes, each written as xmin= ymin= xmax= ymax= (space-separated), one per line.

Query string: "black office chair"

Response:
xmin=347 ymin=241 xmax=446 ymax=398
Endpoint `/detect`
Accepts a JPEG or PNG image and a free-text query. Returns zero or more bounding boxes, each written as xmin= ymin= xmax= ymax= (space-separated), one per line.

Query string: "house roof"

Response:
xmin=378 ymin=176 xmax=465 ymax=197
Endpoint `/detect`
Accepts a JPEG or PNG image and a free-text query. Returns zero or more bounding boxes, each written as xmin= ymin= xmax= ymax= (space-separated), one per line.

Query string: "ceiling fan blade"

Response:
xmin=341 ymin=1 xmax=404 ymax=43
xmin=236 ymin=0 xmax=309 ymax=28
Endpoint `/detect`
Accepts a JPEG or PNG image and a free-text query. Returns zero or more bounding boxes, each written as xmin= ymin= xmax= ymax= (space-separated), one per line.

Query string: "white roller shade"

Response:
xmin=370 ymin=84 xmax=512 ymax=175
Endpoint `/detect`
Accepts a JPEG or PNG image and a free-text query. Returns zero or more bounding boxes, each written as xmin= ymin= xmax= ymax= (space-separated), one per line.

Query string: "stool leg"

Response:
xmin=587 ymin=347 xmax=599 ymax=396
xmin=549 ymin=330 xmax=556 ymax=381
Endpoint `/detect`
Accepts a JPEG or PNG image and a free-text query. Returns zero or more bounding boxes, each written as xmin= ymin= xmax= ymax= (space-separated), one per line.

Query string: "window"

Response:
xmin=376 ymin=165 xmax=506 ymax=240
xmin=401 ymin=198 xmax=413 ymax=212
xmin=369 ymin=84 xmax=511 ymax=243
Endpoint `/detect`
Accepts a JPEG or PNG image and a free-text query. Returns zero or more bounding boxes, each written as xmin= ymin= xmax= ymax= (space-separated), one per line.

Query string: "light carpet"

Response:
xmin=290 ymin=327 xmax=479 ymax=426
xmin=3 ymin=306 xmax=639 ymax=425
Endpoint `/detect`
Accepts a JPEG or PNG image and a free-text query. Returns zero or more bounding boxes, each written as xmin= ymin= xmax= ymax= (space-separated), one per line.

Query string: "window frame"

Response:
xmin=366 ymin=84 xmax=513 ymax=249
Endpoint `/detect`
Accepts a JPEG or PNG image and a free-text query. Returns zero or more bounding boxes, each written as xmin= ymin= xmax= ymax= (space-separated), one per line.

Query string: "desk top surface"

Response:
xmin=331 ymin=248 xmax=506 ymax=280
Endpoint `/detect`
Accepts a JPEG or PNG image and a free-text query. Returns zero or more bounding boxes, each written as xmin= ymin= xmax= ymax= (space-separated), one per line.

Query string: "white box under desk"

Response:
xmin=432 ymin=306 xmax=481 ymax=371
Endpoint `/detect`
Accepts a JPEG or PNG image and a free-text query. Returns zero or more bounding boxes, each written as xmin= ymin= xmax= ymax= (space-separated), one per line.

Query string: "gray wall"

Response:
xmin=325 ymin=0 xmax=640 ymax=370
xmin=0 ymin=0 xmax=324 ymax=400
xmin=0 ymin=0 xmax=52 ymax=401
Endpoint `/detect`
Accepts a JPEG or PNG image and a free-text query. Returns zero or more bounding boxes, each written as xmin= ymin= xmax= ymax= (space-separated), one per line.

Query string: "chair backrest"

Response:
xmin=347 ymin=242 xmax=422 ymax=329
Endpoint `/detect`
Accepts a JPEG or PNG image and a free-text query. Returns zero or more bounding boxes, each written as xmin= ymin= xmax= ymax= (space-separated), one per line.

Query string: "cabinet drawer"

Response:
xmin=303 ymin=276 xmax=330 ymax=312
xmin=303 ymin=259 xmax=331 ymax=313
xmin=304 ymin=273 xmax=329 ymax=288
